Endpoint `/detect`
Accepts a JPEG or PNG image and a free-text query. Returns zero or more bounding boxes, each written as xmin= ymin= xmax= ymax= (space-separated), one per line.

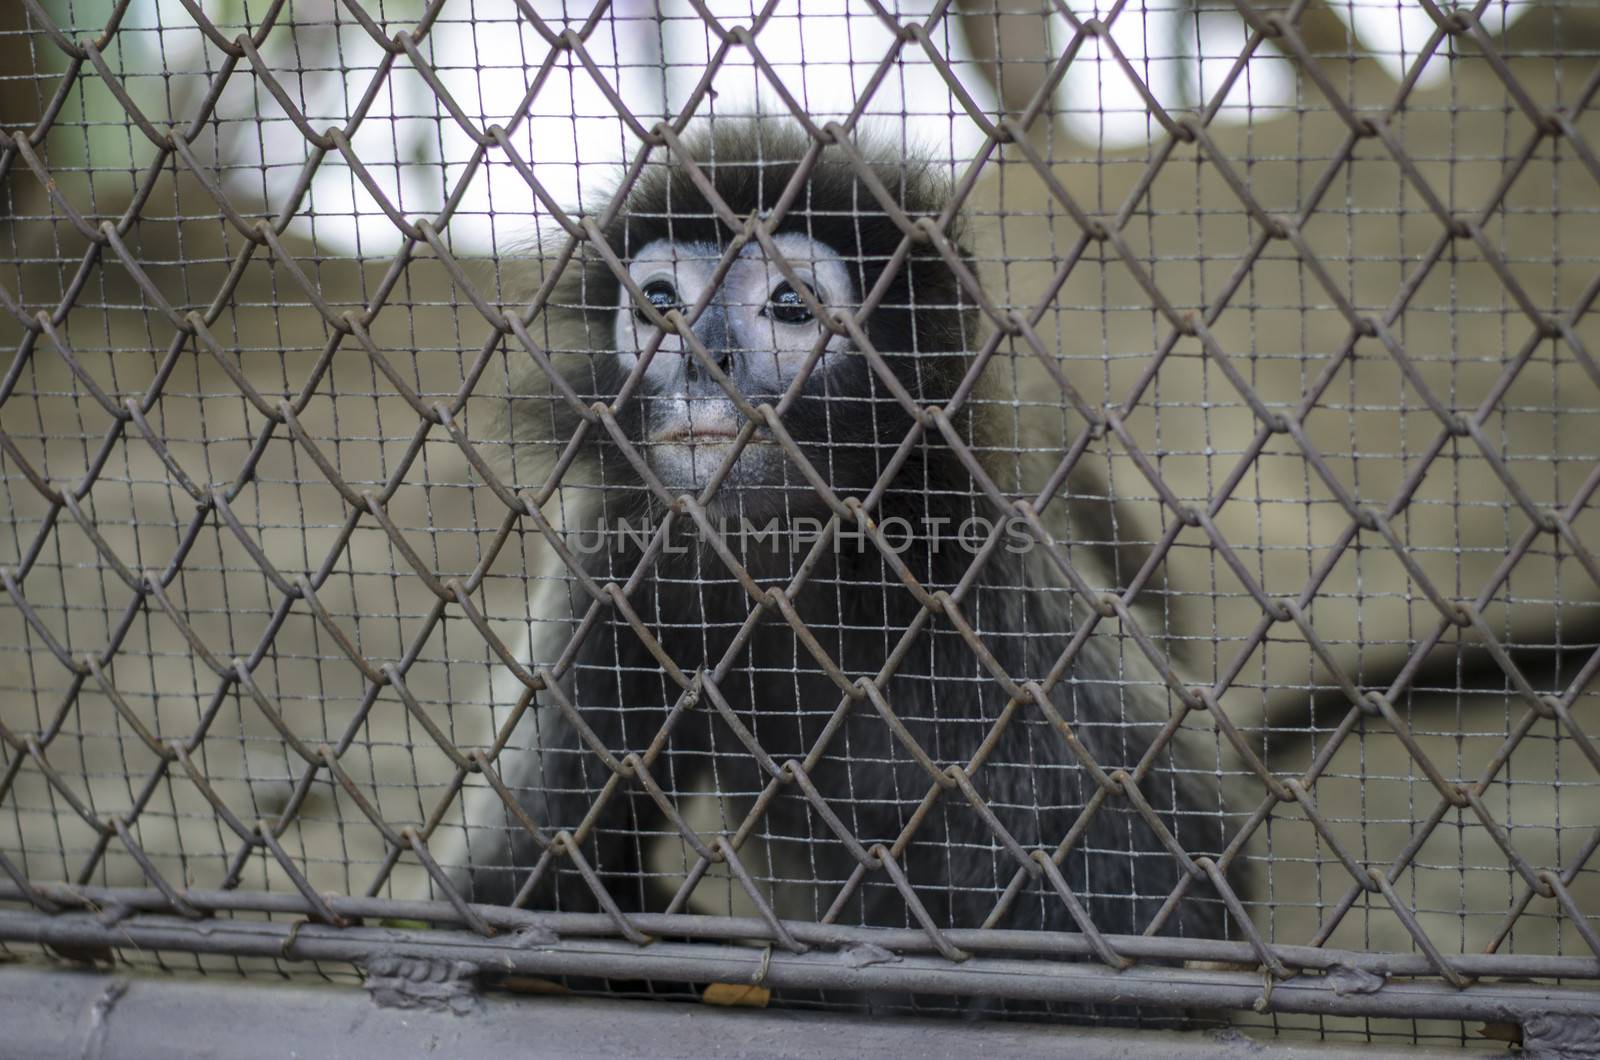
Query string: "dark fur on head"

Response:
xmin=591 ymin=120 xmax=976 ymax=364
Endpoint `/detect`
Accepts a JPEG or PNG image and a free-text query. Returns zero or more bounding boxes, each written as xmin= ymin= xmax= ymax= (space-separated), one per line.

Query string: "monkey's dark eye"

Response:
xmin=634 ymin=280 xmax=679 ymax=323
xmin=765 ymin=282 xmax=814 ymax=325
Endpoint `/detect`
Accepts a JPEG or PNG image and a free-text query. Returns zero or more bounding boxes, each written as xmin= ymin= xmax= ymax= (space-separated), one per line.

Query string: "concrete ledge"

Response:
xmin=0 ymin=962 xmax=1482 ymax=1060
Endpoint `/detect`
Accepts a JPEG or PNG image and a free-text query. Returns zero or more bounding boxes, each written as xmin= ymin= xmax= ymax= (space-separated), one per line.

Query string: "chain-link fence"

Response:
xmin=2 ymin=0 xmax=1598 ymax=1050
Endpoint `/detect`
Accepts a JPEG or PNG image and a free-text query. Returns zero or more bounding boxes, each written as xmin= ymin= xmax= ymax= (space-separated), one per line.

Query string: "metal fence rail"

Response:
xmin=2 ymin=0 xmax=1599 ymax=1047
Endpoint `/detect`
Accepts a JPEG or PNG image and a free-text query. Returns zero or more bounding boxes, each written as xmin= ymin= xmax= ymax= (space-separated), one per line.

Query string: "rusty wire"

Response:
xmin=1 ymin=0 xmax=1599 ymax=1036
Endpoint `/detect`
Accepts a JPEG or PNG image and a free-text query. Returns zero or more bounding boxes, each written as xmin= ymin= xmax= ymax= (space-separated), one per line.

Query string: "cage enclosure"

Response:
xmin=1 ymin=0 xmax=1599 ymax=1054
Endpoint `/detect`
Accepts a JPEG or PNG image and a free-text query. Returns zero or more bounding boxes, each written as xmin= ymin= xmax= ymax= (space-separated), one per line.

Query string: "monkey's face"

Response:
xmin=612 ymin=232 xmax=858 ymax=519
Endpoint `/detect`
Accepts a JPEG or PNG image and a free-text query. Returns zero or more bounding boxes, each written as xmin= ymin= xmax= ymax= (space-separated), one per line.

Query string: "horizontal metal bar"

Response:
xmin=0 ymin=962 xmax=1477 ymax=1060
xmin=3 ymin=907 xmax=1598 ymax=1023
xmin=7 ymin=881 xmax=1600 ymax=983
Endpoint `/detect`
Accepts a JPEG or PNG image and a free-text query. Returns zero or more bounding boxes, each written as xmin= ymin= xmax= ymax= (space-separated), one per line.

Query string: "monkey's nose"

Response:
xmin=688 ymin=305 xmax=732 ymax=369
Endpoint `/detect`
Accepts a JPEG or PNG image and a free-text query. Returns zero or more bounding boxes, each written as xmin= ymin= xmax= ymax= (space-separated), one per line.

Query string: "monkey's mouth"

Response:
xmin=649 ymin=424 xmax=761 ymax=445
xmin=644 ymin=420 xmax=784 ymax=500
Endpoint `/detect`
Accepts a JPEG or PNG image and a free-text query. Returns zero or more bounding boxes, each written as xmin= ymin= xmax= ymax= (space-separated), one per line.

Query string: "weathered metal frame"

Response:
xmin=6 ymin=896 xmax=1600 ymax=1024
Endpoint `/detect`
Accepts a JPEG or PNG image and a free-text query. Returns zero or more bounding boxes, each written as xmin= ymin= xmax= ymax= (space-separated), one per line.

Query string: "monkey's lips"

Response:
xmin=645 ymin=421 xmax=783 ymax=499
xmin=649 ymin=424 xmax=756 ymax=445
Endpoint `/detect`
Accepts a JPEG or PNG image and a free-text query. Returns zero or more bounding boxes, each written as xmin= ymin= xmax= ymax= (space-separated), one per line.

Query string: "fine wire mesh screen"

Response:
xmin=1 ymin=0 xmax=1599 ymax=1045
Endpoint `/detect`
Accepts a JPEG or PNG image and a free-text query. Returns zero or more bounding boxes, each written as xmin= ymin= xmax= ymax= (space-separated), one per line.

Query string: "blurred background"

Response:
xmin=1 ymin=0 xmax=1598 ymax=1043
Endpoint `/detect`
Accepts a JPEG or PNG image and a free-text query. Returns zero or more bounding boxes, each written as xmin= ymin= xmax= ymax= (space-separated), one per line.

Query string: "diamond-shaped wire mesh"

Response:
xmin=1 ymin=0 xmax=1598 ymax=1041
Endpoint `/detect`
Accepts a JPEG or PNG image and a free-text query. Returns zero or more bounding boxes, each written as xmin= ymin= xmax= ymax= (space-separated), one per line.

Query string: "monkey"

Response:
xmin=443 ymin=119 xmax=1240 ymax=1015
